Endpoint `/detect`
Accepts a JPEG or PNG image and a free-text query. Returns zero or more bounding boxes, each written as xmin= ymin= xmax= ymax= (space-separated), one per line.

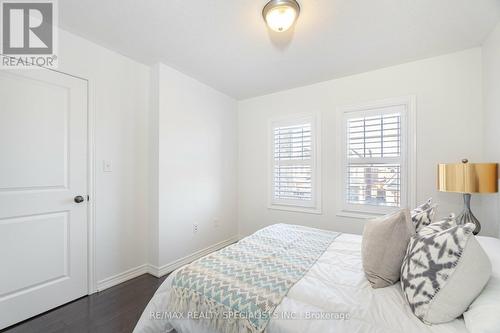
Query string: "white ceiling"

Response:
xmin=59 ymin=0 xmax=500 ymax=100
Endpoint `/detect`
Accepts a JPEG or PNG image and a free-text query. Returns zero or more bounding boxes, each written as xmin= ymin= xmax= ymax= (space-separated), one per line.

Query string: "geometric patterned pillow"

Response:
xmin=413 ymin=198 xmax=433 ymax=212
xmin=400 ymin=222 xmax=491 ymax=324
xmin=417 ymin=213 xmax=456 ymax=237
xmin=411 ymin=202 xmax=437 ymax=231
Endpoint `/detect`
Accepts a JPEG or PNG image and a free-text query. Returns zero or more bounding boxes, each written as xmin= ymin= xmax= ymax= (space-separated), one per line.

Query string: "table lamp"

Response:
xmin=437 ymin=159 xmax=498 ymax=235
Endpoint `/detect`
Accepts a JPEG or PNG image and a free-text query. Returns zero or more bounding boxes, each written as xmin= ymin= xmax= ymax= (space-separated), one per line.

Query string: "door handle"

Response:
xmin=74 ymin=195 xmax=85 ymax=203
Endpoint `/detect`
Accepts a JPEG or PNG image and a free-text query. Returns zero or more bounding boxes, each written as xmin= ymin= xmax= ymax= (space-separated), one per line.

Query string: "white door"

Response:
xmin=0 ymin=68 xmax=88 ymax=329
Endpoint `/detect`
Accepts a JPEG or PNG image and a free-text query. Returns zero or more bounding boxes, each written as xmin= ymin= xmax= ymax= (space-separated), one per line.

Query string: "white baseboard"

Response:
xmin=95 ymin=235 xmax=240 ymax=291
xmin=96 ymin=264 xmax=150 ymax=292
xmin=147 ymin=235 xmax=240 ymax=277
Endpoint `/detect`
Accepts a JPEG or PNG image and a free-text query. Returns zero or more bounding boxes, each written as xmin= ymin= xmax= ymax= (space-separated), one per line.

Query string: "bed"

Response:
xmin=134 ymin=227 xmax=498 ymax=333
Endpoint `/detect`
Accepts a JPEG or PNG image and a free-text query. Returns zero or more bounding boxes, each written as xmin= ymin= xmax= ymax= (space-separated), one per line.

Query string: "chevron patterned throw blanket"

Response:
xmin=168 ymin=224 xmax=340 ymax=333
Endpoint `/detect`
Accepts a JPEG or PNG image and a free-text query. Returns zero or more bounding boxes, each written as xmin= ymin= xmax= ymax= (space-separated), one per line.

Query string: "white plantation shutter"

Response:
xmin=347 ymin=113 xmax=401 ymax=159
xmin=343 ymin=105 xmax=408 ymax=212
xmin=271 ymin=117 xmax=318 ymax=210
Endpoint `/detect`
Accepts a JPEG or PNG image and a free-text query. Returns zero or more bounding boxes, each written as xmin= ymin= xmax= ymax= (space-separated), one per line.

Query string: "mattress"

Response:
xmin=134 ymin=233 xmax=469 ymax=333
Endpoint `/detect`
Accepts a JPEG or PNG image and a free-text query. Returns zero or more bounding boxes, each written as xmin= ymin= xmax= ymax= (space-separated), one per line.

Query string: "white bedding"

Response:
xmin=134 ymin=233 xmax=471 ymax=333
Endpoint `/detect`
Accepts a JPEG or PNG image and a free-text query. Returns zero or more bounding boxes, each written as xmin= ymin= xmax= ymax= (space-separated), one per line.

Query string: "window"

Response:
xmin=270 ymin=115 xmax=321 ymax=213
xmin=338 ymin=97 xmax=415 ymax=217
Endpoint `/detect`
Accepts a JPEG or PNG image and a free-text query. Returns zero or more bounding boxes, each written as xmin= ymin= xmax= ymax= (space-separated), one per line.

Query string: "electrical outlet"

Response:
xmin=213 ymin=219 xmax=219 ymax=228
xmin=193 ymin=223 xmax=199 ymax=233
xmin=103 ymin=160 xmax=113 ymax=172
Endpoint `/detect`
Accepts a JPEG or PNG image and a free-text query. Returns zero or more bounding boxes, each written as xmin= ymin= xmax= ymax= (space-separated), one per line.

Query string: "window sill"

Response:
xmin=336 ymin=210 xmax=385 ymax=220
xmin=268 ymin=205 xmax=322 ymax=215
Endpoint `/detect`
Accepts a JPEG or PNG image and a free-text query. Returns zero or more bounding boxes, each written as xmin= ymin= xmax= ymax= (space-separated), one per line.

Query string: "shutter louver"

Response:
xmin=346 ymin=113 xmax=402 ymax=207
xmin=273 ymin=123 xmax=313 ymax=203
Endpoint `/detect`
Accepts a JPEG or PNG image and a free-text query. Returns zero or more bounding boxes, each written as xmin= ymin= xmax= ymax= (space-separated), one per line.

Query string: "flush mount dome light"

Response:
xmin=262 ymin=0 xmax=300 ymax=32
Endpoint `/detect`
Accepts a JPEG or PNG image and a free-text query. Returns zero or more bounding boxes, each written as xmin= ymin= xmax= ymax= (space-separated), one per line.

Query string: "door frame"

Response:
xmin=44 ymin=66 xmax=97 ymax=294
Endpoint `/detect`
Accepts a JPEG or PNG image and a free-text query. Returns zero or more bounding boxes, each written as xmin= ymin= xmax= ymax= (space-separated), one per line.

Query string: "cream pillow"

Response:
xmin=362 ymin=209 xmax=415 ymax=289
xmin=401 ymin=223 xmax=491 ymax=324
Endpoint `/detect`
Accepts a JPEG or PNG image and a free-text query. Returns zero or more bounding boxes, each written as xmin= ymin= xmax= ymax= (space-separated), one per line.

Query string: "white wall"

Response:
xmin=57 ymin=29 xmax=150 ymax=284
xmin=482 ymin=22 xmax=500 ymax=237
xmin=238 ymin=48 xmax=487 ymax=237
xmin=53 ymin=23 xmax=498 ymax=289
xmin=57 ymin=28 xmax=239 ymax=287
xmin=150 ymin=63 xmax=238 ymax=268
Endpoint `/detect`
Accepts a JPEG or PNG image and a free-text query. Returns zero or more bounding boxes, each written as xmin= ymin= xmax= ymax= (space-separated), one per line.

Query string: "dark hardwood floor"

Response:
xmin=1 ymin=274 xmax=168 ymax=333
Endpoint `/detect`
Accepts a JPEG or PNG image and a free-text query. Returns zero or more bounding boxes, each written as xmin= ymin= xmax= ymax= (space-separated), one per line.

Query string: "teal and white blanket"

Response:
xmin=169 ymin=224 xmax=340 ymax=333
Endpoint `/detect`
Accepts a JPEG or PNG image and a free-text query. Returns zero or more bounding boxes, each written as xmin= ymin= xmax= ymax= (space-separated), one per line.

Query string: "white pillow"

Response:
xmin=463 ymin=236 xmax=500 ymax=333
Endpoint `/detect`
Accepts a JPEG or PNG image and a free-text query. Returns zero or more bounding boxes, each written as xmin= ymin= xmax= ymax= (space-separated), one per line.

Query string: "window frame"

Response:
xmin=268 ymin=114 xmax=322 ymax=214
xmin=336 ymin=96 xmax=416 ymax=219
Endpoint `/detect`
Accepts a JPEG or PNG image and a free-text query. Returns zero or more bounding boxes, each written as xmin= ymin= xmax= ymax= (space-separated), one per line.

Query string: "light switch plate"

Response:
xmin=103 ymin=160 xmax=113 ymax=172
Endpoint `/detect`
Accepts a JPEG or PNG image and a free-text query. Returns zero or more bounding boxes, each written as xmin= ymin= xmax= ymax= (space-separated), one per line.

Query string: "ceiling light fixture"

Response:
xmin=262 ymin=0 xmax=300 ymax=32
